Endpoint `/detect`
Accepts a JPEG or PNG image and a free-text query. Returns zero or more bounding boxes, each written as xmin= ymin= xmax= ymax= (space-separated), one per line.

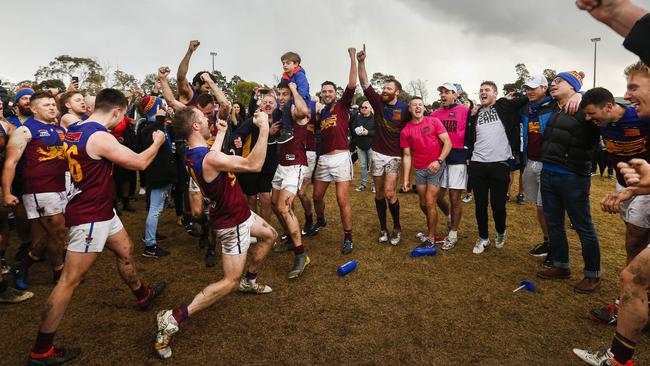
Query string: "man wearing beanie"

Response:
xmin=536 ymin=70 xmax=602 ymax=293
xmin=7 ymin=86 xmax=34 ymax=127
xmin=138 ymin=96 xmax=175 ymax=258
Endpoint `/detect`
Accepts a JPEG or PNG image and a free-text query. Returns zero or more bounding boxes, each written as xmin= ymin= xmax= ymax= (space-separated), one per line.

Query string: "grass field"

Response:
xmin=1 ymin=169 xmax=648 ymax=365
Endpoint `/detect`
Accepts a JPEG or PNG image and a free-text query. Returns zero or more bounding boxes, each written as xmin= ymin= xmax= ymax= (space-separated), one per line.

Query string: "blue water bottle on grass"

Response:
xmin=411 ymin=247 xmax=437 ymax=257
xmin=337 ymin=260 xmax=357 ymax=276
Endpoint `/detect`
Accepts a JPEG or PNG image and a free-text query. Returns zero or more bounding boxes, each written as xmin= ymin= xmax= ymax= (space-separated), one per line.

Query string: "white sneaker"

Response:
xmin=415 ymin=232 xmax=427 ymax=243
xmin=495 ymin=232 xmax=506 ymax=249
xmin=238 ymin=277 xmax=272 ymax=294
xmin=442 ymin=233 xmax=458 ymax=250
xmin=462 ymin=193 xmax=472 ymax=203
xmin=472 ymin=238 xmax=490 ymax=254
xmin=571 ymin=348 xmax=614 ymax=366
xmin=139 ymin=187 xmax=146 ymax=195
xmin=378 ymin=230 xmax=389 ymax=243
xmin=155 ymin=310 xmax=179 ymax=359
xmin=389 ymin=230 xmax=401 ymax=246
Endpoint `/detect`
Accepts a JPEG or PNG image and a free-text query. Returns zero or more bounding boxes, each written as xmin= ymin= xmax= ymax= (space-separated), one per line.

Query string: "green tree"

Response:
xmin=503 ymin=63 xmax=531 ymax=95
xmin=111 ymin=70 xmax=138 ymax=91
xmin=34 ymin=55 xmax=105 ymax=94
xmin=37 ymin=79 xmax=66 ymax=92
xmin=142 ymin=73 xmax=178 ymax=96
xmin=543 ymin=68 xmax=557 ymax=84
xmin=407 ymin=79 xmax=429 ymax=102
xmin=233 ymin=81 xmax=260 ymax=107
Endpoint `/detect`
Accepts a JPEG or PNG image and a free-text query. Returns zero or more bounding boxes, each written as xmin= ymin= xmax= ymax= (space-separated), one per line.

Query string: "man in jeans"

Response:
xmin=536 ymin=71 xmax=602 ymax=293
xmin=139 ymin=96 xmax=177 ymax=258
xmin=352 ymin=101 xmax=375 ymax=192
xmin=520 ymin=75 xmax=555 ymax=259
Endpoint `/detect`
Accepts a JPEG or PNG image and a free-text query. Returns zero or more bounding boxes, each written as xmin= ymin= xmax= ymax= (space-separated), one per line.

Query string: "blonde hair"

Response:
xmin=624 ymin=60 xmax=650 ymax=79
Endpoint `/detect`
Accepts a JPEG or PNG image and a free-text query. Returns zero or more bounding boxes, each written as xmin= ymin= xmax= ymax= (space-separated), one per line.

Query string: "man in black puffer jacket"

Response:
xmin=536 ymin=70 xmax=602 ymax=294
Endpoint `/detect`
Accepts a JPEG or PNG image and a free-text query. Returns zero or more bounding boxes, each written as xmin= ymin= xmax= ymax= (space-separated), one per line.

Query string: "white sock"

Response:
xmin=448 ymin=230 xmax=458 ymax=239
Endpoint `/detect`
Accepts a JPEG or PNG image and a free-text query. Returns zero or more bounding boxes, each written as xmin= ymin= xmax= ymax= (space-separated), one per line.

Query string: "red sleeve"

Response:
xmin=363 ymin=86 xmax=383 ymax=117
xmin=340 ymin=86 xmax=355 ymax=108
xmin=432 ymin=117 xmax=446 ymax=135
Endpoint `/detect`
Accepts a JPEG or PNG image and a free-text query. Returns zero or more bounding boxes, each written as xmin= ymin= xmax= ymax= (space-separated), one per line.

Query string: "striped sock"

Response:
xmin=172 ymin=304 xmax=189 ymax=324
xmin=611 ymin=331 xmax=636 ymax=364
xmin=293 ymin=244 xmax=304 ymax=255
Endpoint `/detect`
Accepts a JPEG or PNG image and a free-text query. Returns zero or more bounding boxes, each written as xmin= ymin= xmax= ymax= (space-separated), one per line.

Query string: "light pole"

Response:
xmin=210 ymin=52 xmax=218 ymax=73
xmin=590 ymin=37 xmax=601 ymax=88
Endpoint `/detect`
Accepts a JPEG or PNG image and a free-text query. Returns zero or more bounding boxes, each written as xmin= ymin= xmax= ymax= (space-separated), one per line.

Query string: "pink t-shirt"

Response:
xmin=430 ymin=104 xmax=468 ymax=149
xmin=400 ymin=116 xmax=447 ymax=169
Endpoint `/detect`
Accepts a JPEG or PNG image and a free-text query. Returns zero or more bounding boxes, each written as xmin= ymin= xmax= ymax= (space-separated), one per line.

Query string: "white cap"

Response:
xmin=524 ymin=74 xmax=548 ymax=88
xmin=437 ymin=82 xmax=458 ymax=93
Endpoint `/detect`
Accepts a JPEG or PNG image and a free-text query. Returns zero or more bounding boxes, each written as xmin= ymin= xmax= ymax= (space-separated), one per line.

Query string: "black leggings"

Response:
xmin=468 ymin=161 xmax=510 ymax=239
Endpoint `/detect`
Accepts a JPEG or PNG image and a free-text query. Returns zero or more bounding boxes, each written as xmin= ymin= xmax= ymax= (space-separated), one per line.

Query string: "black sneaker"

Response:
xmin=27 ymin=346 xmax=81 ymax=366
xmin=516 ymin=194 xmax=525 ymax=205
xmin=156 ymin=233 xmax=168 ymax=241
xmin=280 ymin=233 xmax=289 ymax=242
xmin=301 ymin=223 xmax=317 ymax=237
xmin=138 ymin=282 xmax=166 ymax=311
xmin=122 ymin=203 xmax=136 ymax=212
xmin=341 ymin=239 xmax=353 ymax=255
xmin=277 ymin=131 xmax=294 ymax=144
xmin=142 ymin=246 xmax=170 ymax=258
xmin=273 ymin=240 xmax=293 ymax=254
xmin=313 ymin=219 xmax=327 ymax=232
xmin=591 ymin=301 xmax=618 ymax=325
xmin=528 ymin=241 xmax=550 ymax=257
xmin=15 ymin=242 xmax=31 ymax=262
xmin=542 ymin=255 xmax=553 ymax=269
xmin=205 ymin=249 xmax=218 ymax=268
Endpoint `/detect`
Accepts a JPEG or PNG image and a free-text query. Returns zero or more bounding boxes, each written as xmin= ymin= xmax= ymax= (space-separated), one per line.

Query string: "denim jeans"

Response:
xmin=356 ymin=147 xmax=372 ymax=186
xmin=541 ymin=170 xmax=600 ymax=278
xmin=144 ymin=185 xmax=170 ymax=247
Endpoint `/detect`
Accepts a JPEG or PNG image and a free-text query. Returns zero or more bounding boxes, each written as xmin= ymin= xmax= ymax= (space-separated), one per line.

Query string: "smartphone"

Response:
xmin=71 ymin=76 xmax=79 ymax=84
xmin=258 ymin=88 xmax=270 ymax=94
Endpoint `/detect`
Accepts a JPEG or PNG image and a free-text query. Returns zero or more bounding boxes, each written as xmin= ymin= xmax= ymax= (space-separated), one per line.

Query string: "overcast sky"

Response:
xmin=3 ymin=0 xmax=649 ymax=100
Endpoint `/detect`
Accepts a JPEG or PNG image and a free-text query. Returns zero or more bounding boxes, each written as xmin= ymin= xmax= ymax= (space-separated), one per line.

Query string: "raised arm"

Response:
xmin=2 ymin=126 xmax=31 ymax=207
xmin=289 ymin=83 xmax=309 ymax=119
xmin=356 ymin=44 xmax=369 ymax=88
xmin=576 ymin=0 xmax=647 ymax=37
xmin=347 ymin=47 xmax=358 ymax=89
xmin=88 ymin=130 xmax=165 ymax=171
xmin=200 ymin=73 xmax=232 ymax=119
xmin=205 ymin=112 xmax=269 ymax=173
xmin=158 ymin=67 xmax=185 ymax=111
xmin=177 ymin=40 xmax=200 ymax=103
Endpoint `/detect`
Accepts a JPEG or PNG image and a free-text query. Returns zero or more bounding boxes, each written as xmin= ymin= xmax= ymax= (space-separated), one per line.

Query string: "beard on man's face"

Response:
xmin=18 ymin=104 xmax=32 ymax=116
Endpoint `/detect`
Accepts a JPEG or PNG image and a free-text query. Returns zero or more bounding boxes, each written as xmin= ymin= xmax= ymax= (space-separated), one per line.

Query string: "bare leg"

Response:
xmin=105 ymin=228 xmax=143 ymax=291
xmin=312 ymin=180 xmax=330 ymax=220
xmin=335 ymin=181 xmax=352 ymax=231
xmin=449 ymin=189 xmax=463 ymax=231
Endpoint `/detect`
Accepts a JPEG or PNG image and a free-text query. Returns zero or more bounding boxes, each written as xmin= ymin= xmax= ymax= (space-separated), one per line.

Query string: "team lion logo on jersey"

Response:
xmin=392 ymin=109 xmax=403 ymax=121
xmin=528 ymin=121 xmax=541 ymax=134
xmin=56 ymin=130 xmax=65 ymax=141
xmin=320 ymin=116 xmax=337 ymax=131
xmin=37 ymin=146 xmax=65 ymax=162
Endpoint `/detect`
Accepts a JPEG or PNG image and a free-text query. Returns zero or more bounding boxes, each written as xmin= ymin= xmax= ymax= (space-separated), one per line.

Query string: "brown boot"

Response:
xmin=574 ymin=277 xmax=601 ymax=293
xmin=536 ymin=267 xmax=571 ymax=280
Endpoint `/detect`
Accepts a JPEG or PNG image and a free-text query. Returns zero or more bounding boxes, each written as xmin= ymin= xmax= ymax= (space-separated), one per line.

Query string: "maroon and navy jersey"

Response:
xmin=185 ymin=146 xmax=251 ymax=229
xmin=279 ymin=122 xmax=307 ymax=166
xmin=600 ymin=105 xmax=650 ymax=186
xmin=63 ymin=122 xmax=116 ymax=226
xmin=0 ymin=122 xmax=8 ymax=181
xmin=306 ymin=116 xmax=316 ymax=152
xmin=363 ymin=86 xmax=410 ymax=157
xmin=22 ymin=118 xmax=66 ymax=194
xmin=318 ymin=87 xmax=354 ymax=154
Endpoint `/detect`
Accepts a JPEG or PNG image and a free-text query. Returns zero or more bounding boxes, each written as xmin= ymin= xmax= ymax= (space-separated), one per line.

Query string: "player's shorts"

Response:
xmin=67 ymin=212 xmax=124 ymax=253
xmin=304 ymin=151 xmax=317 ymax=182
xmin=441 ymin=164 xmax=467 ymax=190
xmin=188 ymin=177 xmax=201 ymax=193
xmin=216 ymin=211 xmax=257 ymax=255
xmin=272 ymin=165 xmax=305 ymax=195
xmin=22 ymin=192 xmax=67 ymax=219
xmin=370 ymin=150 xmax=401 ymax=177
xmin=522 ymin=159 xmax=544 ymax=206
xmin=65 ymin=171 xmax=75 ymax=199
xmin=617 ymin=183 xmax=650 ymax=228
xmin=314 ymin=151 xmax=353 ymax=182
xmin=415 ymin=164 xmax=446 ymax=186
